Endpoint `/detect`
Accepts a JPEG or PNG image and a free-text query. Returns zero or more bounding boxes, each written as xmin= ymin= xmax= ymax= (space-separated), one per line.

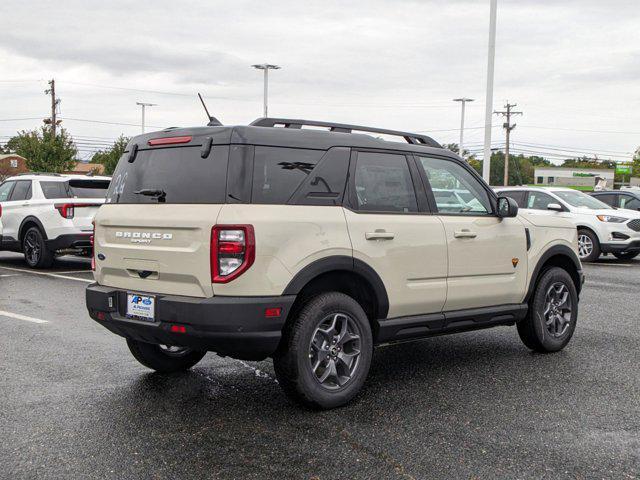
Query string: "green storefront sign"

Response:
xmin=616 ymin=164 xmax=632 ymax=174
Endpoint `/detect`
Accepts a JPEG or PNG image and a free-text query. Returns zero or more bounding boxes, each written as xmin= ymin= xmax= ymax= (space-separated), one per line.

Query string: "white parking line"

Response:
xmin=0 ymin=274 xmax=21 ymax=278
xmin=0 ymin=265 xmax=93 ymax=283
xmin=589 ymin=263 xmax=634 ymax=267
xmin=0 ymin=310 xmax=49 ymax=324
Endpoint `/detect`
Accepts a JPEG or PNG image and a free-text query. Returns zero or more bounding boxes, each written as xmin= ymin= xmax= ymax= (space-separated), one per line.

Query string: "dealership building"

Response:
xmin=533 ymin=167 xmax=615 ymax=188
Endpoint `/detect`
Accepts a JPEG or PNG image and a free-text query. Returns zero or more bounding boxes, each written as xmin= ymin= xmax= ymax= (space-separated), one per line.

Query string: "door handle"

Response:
xmin=365 ymin=230 xmax=395 ymax=241
xmin=453 ymin=229 xmax=477 ymax=239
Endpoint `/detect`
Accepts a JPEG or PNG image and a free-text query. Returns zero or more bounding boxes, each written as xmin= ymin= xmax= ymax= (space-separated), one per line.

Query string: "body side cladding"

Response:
xmin=524 ymin=244 xmax=583 ymax=303
xmin=18 ymin=216 xmax=48 ymax=241
xmin=282 ymin=255 xmax=390 ymax=319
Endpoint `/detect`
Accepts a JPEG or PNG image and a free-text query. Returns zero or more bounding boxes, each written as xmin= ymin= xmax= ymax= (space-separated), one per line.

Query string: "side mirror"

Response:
xmin=547 ymin=203 xmax=563 ymax=212
xmin=497 ymin=196 xmax=518 ymax=218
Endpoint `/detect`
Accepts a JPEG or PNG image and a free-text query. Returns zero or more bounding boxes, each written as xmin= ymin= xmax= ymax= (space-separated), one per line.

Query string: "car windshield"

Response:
xmin=552 ymin=190 xmax=610 ymax=209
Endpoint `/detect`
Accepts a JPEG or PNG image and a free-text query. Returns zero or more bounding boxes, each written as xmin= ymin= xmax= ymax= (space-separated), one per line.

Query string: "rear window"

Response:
xmin=106 ymin=146 xmax=227 ymax=204
xmin=41 ymin=180 xmax=109 ymax=199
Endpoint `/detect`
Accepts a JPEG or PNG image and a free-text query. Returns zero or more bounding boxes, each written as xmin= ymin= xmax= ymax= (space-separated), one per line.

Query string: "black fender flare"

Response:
xmin=282 ymin=255 xmax=390 ymax=319
xmin=18 ymin=216 xmax=48 ymax=242
xmin=524 ymin=244 xmax=583 ymax=302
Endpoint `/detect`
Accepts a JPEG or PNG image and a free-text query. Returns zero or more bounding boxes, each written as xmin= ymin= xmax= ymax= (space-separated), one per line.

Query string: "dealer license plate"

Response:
xmin=126 ymin=293 xmax=155 ymax=321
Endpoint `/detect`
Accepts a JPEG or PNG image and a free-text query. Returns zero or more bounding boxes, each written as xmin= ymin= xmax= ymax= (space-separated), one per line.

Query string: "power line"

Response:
xmin=494 ymin=102 xmax=523 ymax=186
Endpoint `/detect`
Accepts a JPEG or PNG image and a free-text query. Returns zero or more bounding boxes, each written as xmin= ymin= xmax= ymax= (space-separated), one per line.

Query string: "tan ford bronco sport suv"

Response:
xmin=86 ymin=118 xmax=584 ymax=409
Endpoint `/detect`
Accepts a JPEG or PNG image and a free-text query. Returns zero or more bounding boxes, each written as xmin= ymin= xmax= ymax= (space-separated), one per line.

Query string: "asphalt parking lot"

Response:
xmin=1 ymin=251 xmax=638 ymax=480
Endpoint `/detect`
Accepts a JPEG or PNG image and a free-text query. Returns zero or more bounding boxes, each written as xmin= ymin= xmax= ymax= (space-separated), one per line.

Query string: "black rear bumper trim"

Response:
xmin=86 ymin=283 xmax=295 ymax=360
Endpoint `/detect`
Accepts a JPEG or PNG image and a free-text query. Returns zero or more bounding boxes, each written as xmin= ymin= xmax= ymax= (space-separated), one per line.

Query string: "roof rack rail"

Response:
xmin=250 ymin=117 xmax=441 ymax=147
xmin=15 ymin=172 xmax=62 ymax=177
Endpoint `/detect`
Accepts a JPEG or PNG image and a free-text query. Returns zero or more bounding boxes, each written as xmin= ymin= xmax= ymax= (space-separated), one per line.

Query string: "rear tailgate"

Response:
xmin=94 ymin=204 xmax=222 ymax=298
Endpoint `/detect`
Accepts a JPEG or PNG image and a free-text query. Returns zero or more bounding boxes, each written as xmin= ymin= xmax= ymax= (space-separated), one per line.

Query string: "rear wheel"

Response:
xmin=612 ymin=251 xmax=639 ymax=261
xmin=22 ymin=227 xmax=54 ymax=269
xmin=518 ymin=267 xmax=578 ymax=353
xmin=577 ymin=228 xmax=600 ymax=262
xmin=126 ymin=339 xmax=206 ymax=373
xmin=274 ymin=292 xmax=373 ymax=409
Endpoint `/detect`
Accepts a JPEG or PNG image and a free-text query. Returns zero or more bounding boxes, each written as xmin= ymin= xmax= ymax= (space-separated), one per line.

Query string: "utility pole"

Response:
xmin=136 ymin=102 xmax=157 ymax=133
xmin=251 ymin=64 xmax=281 ymax=117
xmin=494 ymin=102 xmax=522 ymax=186
xmin=453 ymin=98 xmax=474 ymax=159
xmin=44 ymin=79 xmax=61 ymax=137
xmin=482 ymin=0 xmax=498 ymax=183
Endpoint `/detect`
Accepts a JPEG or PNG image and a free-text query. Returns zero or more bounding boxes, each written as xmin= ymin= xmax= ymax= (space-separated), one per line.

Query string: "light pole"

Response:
xmin=136 ymin=102 xmax=157 ymax=133
xmin=251 ymin=64 xmax=281 ymax=117
xmin=453 ymin=98 xmax=474 ymax=159
xmin=482 ymin=0 xmax=498 ymax=183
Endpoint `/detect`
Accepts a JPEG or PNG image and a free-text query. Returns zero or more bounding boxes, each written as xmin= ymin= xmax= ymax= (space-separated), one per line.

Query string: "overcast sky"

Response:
xmin=1 ymin=0 xmax=638 ymax=163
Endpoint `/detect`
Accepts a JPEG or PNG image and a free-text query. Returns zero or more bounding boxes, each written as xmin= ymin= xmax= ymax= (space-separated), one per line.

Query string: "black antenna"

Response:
xmin=198 ymin=93 xmax=223 ymax=126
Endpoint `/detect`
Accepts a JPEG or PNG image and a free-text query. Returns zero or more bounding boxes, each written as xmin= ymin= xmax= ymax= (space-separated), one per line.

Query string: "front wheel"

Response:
xmin=126 ymin=339 xmax=206 ymax=373
xmin=577 ymin=229 xmax=600 ymax=262
xmin=612 ymin=251 xmax=639 ymax=261
xmin=22 ymin=227 xmax=54 ymax=268
xmin=518 ymin=267 xmax=578 ymax=353
xmin=274 ymin=292 xmax=373 ymax=409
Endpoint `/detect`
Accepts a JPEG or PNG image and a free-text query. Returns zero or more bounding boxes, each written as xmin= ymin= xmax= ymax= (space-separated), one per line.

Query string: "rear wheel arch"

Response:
xmin=18 ymin=216 xmax=47 ymax=242
xmin=525 ymin=245 xmax=582 ymax=303
xmin=282 ymin=256 xmax=389 ymax=330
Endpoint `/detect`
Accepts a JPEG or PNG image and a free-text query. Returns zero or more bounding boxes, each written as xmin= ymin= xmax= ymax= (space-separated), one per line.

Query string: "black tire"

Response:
xmin=22 ymin=226 xmax=54 ymax=269
xmin=577 ymin=228 xmax=600 ymax=262
xmin=273 ymin=292 xmax=373 ymax=410
xmin=612 ymin=251 xmax=639 ymax=261
xmin=126 ymin=339 xmax=206 ymax=373
xmin=518 ymin=267 xmax=578 ymax=353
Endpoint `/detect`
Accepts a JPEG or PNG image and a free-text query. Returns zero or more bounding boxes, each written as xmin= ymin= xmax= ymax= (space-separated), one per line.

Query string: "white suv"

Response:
xmin=495 ymin=186 xmax=640 ymax=262
xmin=86 ymin=118 xmax=584 ymax=409
xmin=0 ymin=173 xmax=110 ymax=268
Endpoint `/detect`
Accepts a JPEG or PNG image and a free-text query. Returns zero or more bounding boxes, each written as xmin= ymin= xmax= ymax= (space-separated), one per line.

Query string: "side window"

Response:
xmin=0 ymin=181 xmax=16 ymax=202
xmin=499 ymin=190 xmax=526 ymax=207
xmin=416 ymin=156 xmax=491 ymax=215
xmin=252 ymin=147 xmax=324 ymax=204
xmin=527 ymin=191 xmax=557 ymax=210
xmin=9 ymin=180 xmax=32 ymax=201
xmin=353 ymin=152 xmax=418 ymax=213
xmin=620 ymin=195 xmax=640 ymax=210
xmin=594 ymin=194 xmax=616 ymax=207
xmin=41 ymin=181 xmax=71 ymax=199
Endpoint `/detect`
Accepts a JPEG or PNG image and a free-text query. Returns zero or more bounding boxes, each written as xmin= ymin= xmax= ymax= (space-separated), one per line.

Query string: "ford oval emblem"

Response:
xmin=97 ymin=254 xmax=106 ymax=261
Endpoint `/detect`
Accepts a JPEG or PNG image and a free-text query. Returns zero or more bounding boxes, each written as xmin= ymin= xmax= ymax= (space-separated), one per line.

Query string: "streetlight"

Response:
xmin=482 ymin=0 xmax=498 ymax=183
xmin=453 ymin=98 xmax=474 ymax=159
xmin=251 ymin=64 xmax=281 ymax=117
xmin=136 ymin=102 xmax=157 ymax=133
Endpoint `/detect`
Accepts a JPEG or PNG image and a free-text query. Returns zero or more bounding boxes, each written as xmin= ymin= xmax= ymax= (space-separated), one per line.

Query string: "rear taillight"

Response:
xmin=90 ymin=221 xmax=95 ymax=271
xmin=54 ymin=203 xmax=75 ymax=219
xmin=211 ymin=225 xmax=255 ymax=283
xmin=0 ymin=204 xmax=2 ymax=218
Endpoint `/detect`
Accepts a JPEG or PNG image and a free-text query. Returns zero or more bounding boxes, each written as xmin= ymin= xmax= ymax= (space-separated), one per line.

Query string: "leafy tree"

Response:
xmin=444 ymin=143 xmax=475 ymax=160
xmin=472 ymin=152 xmax=552 ymax=186
xmin=6 ymin=127 xmax=77 ymax=173
xmin=91 ymin=135 xmax=129 ymax=175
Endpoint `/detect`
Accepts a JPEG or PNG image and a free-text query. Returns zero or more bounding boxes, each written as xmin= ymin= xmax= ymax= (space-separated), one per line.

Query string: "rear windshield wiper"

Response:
xmin=134 ymin=189 xmax=167 ymax=203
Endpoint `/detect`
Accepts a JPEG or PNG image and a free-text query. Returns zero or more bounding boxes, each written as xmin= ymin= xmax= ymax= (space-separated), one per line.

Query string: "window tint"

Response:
xmin=417 ymin=156 xmax=490 ymax=214
xmin=9 ymin=180 xmax=31 ymax=201
xmin=527 ymin=191 xmax=557 ymax=210
xmin=353 ymin=152 xmax=417 ymax=213
xmin=252 ymin=147 xmax=324 ymax=204
xmin=499 ymin=190 xmax=526 ymax=206
xmin=619 ymin=195 xmax=640 ymax=210
xmin=41 ymin=181 xmax=71 ymax=199
xmin=593 ymin=193 xmax=616 ymax=207
xmin=0 ymin=181 xmax=15 ymax=202
xmin=68 ymin=179 xmax=110 ymax=198
xmin=106 ymin=146 xmax=227 ymax=204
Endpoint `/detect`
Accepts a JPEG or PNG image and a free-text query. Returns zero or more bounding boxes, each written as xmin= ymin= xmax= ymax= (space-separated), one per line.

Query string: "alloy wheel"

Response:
xmin=577 ymin=234 xmax=593 ymax=259
xmin=308 ymin=313 xmax=362 ymax=390
xmin=543 ymin=282 xmax=572 ymax=337
xmin=24 ymin=231 xmax=41 ymax=265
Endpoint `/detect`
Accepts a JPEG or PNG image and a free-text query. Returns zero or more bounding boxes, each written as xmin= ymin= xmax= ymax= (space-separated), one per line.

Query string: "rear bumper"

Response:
xmin=601 ymin=240 xmax=640 ymax=254
xmin=46 ymin=233 xmax=92 ymax=251
xmin=86 ymin=283 xmax=295 ymax=361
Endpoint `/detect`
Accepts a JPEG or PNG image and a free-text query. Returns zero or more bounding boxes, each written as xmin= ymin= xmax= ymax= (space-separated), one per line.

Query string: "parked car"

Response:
xmin=86 ymin=118 xmax=583 ymax=409
xmin=590 ymin=189 xmax=640 ymax=213
xmin=495 ymin=186 xmax=640 ymax=262
xmin=0 ymin=173 xmax=111 ymax=268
